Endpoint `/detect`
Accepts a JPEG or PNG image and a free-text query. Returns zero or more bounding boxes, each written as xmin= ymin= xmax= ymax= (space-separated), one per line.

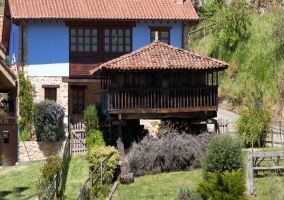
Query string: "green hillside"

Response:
xmin=190 ymin=0 xmax=284 ymax=119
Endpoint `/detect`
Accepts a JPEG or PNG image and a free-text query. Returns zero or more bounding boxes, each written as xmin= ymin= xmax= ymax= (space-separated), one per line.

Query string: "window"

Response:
xmin=45 ymin=88 xmax=57 ymax=101
xmin=72 ymin=89 xmax=85 ymax=114
xmin=104 ymin=28 xmax=131 ymax=53
xmin=42 ymin=85 xmax=60 ymax=101
xmin=70 ymin=28 xmax=98 ymax=52
xmin=70 ymin=27 xmax=131 ymax=53
xmin=149 ymin=27 xmax=172 ymax=44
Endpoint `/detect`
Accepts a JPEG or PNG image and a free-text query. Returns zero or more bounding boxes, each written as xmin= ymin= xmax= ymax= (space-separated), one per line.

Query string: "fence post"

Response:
xmin=101 ymin=162 xmax=103 ymax=186
xmin=90 ymin=174 xmax=92 ymax=199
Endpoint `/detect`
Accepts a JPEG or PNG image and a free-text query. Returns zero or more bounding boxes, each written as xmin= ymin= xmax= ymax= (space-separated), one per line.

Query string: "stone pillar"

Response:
xmin=112 ymin=117 xmax=127 ymax=157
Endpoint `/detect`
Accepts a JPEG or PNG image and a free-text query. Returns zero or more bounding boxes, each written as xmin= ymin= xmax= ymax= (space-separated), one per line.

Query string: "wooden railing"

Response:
xmin=78 ymin=153 xmax=115 ymax=199
xmin=188 ymin=23 xmax=216 ymax=44
xmin=102 ymin=87 xmax=218 ymax=112
xmin=22 ymin=133 xmax=71 ymax=200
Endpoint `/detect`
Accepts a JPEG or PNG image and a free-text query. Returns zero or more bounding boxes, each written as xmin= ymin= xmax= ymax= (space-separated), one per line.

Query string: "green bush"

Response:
xmin=236 ymin=108 xmax=271 ymax=147
xmin=18 ymin=71 xmax=34 ymax=135
xmin=85 ymin=129 xmax=106 ymax=149
xmin=36 ymin=154 xmax=62 ymax=196
xmin=81 ymin=103 xmax=103 ymax=133
xmin=33 ymin=100 xmax=65 ymax=142
xmin=0 ymin=110 xmax=4 ymax=123
xmin=176 ymin=188 xmax=202 ymax=200
xmin=197 ymin=169 xmax=248 ymax=200
xmin=87 ymin=146 xmax=119 ymax=184
xmin=18 ymin=128 xmax=32 ymax=141
xmin=201 ymin=134 xmax=243 ymax=179
xmin=82 ymin=103 xmax=109 ymax=148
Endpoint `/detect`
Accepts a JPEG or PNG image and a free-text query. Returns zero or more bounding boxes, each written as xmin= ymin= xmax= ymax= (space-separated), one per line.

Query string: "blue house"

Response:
xmin=2 ymin=0 xmax=200 ymax=124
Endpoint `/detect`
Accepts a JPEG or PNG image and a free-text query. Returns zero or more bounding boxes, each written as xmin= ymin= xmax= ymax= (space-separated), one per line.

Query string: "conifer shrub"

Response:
xmin=81 ymin=103 xmax=109 ymax=148
xmin=36 ymin=154 xmax=62 ymax=197
xmin=128 ymin=130 xmax=215 ymax=176
xmin=86 ymin=146 xmax=119 ymax=184
xmin=19 ymin=71 xmax=34 ymax=139
xmin=81 ymin=104 xmax=100 ymax=133
xmin=33 ymin=100 xmax=65 ymax=142
xmin=85 ymin=129 xmax=106 ymax=149
xmin=201 ymin=134 xmax=243 ymax=179
xmin=197 ymin=169 xmax=248 ymax=200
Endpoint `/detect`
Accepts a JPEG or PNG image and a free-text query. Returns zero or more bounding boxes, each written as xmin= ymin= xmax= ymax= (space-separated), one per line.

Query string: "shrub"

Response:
xmin=236 ymin=107 xmax=271 ymax=147
xmin=0 ymin=110 xmax=4 ymax=123
xmin=197 ymin=169 xmax=248 ymax=200
xmin=86 ymin=146 xmax=119 ymax=184
xmin=128 ymin=130 xmax=215 ymax=176
xmin=201 ymin=134 xmax=243 ymax=179
xmin=36 ymin=154 xmax=62 ymax=197
xmin=18 ymin=128 xmax=32 ymax=141
xmin=81 ymin=103 xmax=104 ymax=133
xmin=176 ymin=188 xmax=202 ymax=200
xmin=82 ymin=103 xmax=109 ymax=148
xmin=33 ymin=100 xmax=65 ymax=142
xmin=18 ymin=71 xmax=34 ymax=135
xmin=85 ymin=129 xmax=106 ymax=149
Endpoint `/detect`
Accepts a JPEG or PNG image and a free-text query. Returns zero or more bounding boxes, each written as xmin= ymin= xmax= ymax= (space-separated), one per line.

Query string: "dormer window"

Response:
xmin=149 ymin=26 xmax=172 ymax=44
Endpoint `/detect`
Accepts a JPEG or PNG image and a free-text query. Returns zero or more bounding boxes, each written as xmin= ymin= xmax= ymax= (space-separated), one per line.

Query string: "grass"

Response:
xmin=63 ymin=155 xmax=89 ymax=199
xmin=112 ymin=170 xmax=203 ymax=200
xmin=190 ymin=11 xmax=284 ymax=110
xmin=2 ymin=148 xmax=284 ymax=199
xmin=0 ymin=156 xmax=89 ymax=200
xmin=0 ymin=161 xmax=44 ymax=199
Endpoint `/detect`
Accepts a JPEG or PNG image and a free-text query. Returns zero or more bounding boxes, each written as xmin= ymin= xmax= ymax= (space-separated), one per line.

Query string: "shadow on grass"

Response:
xmin=0 ymin=191 xmax=12 ymax=199
xmin=0 ymin=187 xmax=29 ymax=199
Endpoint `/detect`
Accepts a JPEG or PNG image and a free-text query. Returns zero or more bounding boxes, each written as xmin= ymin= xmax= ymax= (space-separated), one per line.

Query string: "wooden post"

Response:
xmin=112 ymin=117 xmax=127 ymax=157
xmin=101 ymin=162 xmax=103 ymax=186
xmin=117 ymin=126 xmax=125 ymax=157
xmin=89 ymin=173 xmax=92 ymax=199
xmin=246 ymin=152 xmax=256 ymax=196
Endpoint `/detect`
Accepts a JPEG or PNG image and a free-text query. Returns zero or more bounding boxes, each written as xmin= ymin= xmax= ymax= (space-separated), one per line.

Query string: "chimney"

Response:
xmin=174 ymin=0 xmax=184 ymax=5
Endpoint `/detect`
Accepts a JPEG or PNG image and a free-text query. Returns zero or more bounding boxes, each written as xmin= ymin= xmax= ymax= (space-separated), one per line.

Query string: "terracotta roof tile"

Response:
xmin=8 ymin=0 xmax=199 ymax=21
xmin=90 ymin=41 xmax=228 ymax=75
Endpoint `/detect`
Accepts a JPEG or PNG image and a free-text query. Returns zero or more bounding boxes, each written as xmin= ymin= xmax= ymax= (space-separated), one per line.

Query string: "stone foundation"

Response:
xmin=18 ymin=140 xmax=66 ymax=162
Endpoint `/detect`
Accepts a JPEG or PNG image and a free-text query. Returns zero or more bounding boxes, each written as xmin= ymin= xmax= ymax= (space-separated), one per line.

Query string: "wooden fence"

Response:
xmin=22 ymin=133 xmax=71 ymax=199
xmin=188 ymin=23 xmax=216 ymax=45
xmin=77 ymin=152 xmax=115 ymax=200
xmin=70 ymin=122 xmax=87 ymax=156
xmin=246 ymin=151 xmax=284 ymax=196
xmin=217 ymin=118 xmax=229 ymax=134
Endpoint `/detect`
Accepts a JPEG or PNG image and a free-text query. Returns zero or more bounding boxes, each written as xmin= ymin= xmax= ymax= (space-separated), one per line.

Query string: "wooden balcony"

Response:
xmin=101 ymin=87 xmax=218 ymax=116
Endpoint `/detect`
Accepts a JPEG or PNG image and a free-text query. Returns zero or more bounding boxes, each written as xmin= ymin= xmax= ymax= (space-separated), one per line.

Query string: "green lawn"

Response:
xmin=112 ymin=170 xmax=203 ymax=200
xmin=0 ymin=161 xmax=44 ymax=199
xmin=0 ymin=156 xmax=89 ymax=200
xmin=63 ymin=155 xmax=89 ymax=199
xmin=1 ymin=148 xmax=284 ymax=200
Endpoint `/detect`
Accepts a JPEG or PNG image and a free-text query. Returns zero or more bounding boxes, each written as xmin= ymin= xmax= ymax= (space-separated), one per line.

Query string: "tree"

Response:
xmin=212 ymin=0 xmax=251 ymax=51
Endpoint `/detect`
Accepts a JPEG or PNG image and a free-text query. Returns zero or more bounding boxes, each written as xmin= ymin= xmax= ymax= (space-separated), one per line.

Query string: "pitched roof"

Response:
xmin=90 ymin=41 xmax=228 ymax=76
xmin=7 ymin=0 xmax=199 ymax=21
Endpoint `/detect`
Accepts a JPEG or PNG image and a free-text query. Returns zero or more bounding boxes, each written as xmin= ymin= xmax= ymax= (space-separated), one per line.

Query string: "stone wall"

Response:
xmin=18 ymin=140 xmax=66 ymax=162
xmin=30 ymin=76 xmax=68 ymax=112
